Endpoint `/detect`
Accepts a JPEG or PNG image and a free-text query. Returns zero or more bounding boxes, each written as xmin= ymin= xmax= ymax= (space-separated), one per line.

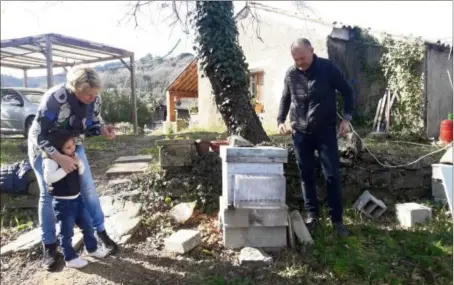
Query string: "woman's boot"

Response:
xmin=97 ymin=230 xmax=119 ymax=254
xmin=42 ymin=243 xmax=58 ymax=271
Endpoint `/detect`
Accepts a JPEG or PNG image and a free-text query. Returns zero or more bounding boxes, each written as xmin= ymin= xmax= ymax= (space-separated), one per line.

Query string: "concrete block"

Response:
xmin=289 ymin=210 xmax=313 ymax=245
xmin=218 ymin=196 xmax=288 ymax=228
xmin=287 ymin=215 xmax=296 ymax=249
xmin=353 ymin=190 xmax=387 ymax=218
xmin=164 ymin=229 xmax=201 ymax=254
xmin=157 ymin=140 xmax=195 ymax=168
xmin=396 ymin=203 xmax=432 ymax=228
xmin=222 ymin=226 xmax=287 ymax=249
xmin=238 ymin=247 xmax=272 ymax=265
xmin=222 ymin=162 xmax=284 ymax=205
xmin=105 ymin=162 xmax=149 ymax=176
xmin=114 ymin=155 xmax=153 ymax=163
xmin=233 ymin=174 xmax=286 ymax=208
xmin=432 ymin=179 xmax=447 ymax=203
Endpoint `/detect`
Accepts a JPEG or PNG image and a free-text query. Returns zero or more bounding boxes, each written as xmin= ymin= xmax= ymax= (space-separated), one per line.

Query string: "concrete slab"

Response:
xmin=1 ymin=226 xmax=83 ymax=256
xmin=289 ymin=210 xmax=313 ymax=245
xmin=164 ymin=230 xmax=201 ymax=254
xmin=105 ymin=162 xmax=149 ymax=176
xmin=1 ymin=197 xmax=142 ymax=256
xmin=114 ymin=155 xmax=153 ymax=164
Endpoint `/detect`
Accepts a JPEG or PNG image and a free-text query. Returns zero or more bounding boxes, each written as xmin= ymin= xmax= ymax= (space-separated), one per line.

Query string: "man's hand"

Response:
xmin=101 ymin=124 xmax=116 ymax=140
xmin=338 ymin=119 xmax=351 ymax=138
xmin=278 ymin=123 xmax=289 ymax=135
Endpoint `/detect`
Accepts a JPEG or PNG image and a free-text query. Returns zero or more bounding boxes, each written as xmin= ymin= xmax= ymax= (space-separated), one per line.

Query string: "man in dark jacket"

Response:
xmin=277 ymin=38 xmax=354 ymax=237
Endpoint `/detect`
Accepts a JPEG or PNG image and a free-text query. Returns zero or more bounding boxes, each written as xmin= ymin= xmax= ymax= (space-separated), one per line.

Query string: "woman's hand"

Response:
xmin=101 ymin=124 xmax=116 ymax=140
xmin=51 ymin=152 xmax=78 ymax=173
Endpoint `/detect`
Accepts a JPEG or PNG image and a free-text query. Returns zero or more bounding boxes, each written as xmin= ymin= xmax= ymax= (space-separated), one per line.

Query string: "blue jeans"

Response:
xmin=292 ymin=126 xmax=343 ymax=223
xmin=29 ymin=145 xmax=105 ymax=245
xmin=54 ymin=195 xmax=98 ymax=261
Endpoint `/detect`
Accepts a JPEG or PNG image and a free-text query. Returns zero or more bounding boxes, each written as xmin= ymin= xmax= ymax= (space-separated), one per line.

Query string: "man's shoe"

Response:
xmin=304 ymin=216 xmax=318 ymax=232
xmin=333 ymin=222 xmax=350 ymax=238
xmin=97 ymin=231 xmax=119 ymax=255
xmin=42 ymin=243 xmax=58 ymax=271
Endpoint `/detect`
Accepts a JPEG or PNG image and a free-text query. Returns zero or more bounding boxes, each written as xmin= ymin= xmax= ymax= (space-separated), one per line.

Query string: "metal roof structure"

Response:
xmin=0 ymin=33 xmax=138 ymax=133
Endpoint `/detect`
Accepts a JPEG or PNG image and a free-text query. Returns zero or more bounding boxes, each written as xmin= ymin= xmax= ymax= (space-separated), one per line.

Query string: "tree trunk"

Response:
xmin=193 ymin=1 xmax=269 ymax=144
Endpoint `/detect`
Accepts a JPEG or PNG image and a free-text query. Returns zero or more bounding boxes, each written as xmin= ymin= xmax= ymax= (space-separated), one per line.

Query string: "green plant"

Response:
xmin=350 ymin=27 xmax=383 ymax=85
xmin=380 ymin=34 xmax=425 ymax=139
xmin=189 ymin=101 xmax=199 ymax=114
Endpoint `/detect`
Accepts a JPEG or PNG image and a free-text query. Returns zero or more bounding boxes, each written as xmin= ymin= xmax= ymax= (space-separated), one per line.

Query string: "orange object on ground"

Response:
xmin=210 ymin=140 xmax=228 ymax=153
xmin=439 ymin=114 xmax=453 ymax=143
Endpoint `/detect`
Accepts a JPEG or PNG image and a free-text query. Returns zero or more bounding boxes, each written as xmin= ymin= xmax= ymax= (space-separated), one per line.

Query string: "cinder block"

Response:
xmin=353 ymin=190 xmax=387 ymax=218
xmin=432 ymin=179 xmax=447 ymax=203
xmin=218 ymin=196 xmax=288 ymax=228
xmin=222 ymin=226 xmax=287 ymax=249
xmin=233 ymin=174 xmax=286 ymax=208
xmin=164 ymin=229 xmax=200 ymax=254
xmin=396 ymin=203 xmax=432 ymax=228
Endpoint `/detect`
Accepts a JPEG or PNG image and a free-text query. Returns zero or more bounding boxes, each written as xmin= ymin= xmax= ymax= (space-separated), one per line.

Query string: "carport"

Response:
xmin=0 ymin=33 xmax=139 ymax=134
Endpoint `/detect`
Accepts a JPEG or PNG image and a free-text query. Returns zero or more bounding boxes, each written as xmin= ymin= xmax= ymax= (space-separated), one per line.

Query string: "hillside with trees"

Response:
xmin=0 ymin=52 xmax=195 ymax=127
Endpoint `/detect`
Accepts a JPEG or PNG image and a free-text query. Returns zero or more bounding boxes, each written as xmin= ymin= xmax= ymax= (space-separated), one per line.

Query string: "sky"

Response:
xmin=1 ymin=1 xmax=452 ymax=77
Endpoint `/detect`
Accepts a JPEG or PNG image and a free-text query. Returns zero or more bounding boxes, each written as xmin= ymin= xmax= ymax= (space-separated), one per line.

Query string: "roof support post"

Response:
xmin=45 ymin=35 xmax=53 ymax=88
xmin=23 ymin=69 xmax=28 ymax=88
xmin=166 ymin=91 xmax=176 ymax=122
xmin=130 ymin=54 xmax=138 ymax=135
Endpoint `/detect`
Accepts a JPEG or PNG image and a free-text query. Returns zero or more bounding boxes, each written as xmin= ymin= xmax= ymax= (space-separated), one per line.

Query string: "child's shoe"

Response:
xmin=66 ymin=257 xmax=88 ymax=268
xmin=88 ymin=247 xmax=110 ymax=259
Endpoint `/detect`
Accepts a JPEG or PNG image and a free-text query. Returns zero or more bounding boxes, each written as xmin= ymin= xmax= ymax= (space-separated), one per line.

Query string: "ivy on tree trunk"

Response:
xmin=193 ymin=1 xmax=270 ymax=144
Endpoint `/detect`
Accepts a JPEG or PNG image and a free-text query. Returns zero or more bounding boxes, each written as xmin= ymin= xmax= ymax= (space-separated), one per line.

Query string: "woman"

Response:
xmin=28 ymin=66 xmax=118 ymax=271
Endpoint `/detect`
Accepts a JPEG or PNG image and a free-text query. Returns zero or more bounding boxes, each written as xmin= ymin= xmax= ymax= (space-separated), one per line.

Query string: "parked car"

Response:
xmin=1 ymin=87 xmax=46 ymax=138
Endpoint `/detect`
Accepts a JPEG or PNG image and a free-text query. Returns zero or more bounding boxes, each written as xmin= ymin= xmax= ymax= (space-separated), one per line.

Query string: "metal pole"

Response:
xmin=23 ymin=69 xmax=28 ymax=88
xmin=45 ymin=35 xmax=53 ymax=89
xmin=130 ymin=54 xmax=138 ymax=135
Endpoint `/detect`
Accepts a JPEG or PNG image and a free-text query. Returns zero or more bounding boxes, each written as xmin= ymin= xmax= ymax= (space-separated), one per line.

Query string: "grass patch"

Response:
xmin=0 ymin=138 xmax=26 ymax=165
xmin=303 ymin=204 xmax=452 ymax=285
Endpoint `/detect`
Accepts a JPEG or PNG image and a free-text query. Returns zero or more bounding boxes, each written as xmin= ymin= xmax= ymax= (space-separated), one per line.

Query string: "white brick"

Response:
xmin=233 ymin=174 xmax=286 ymax=207
xmin=164 ymin=230 xmax=200 ymax=254
xmin=218 ymin=196 xmax=288 ymax=228
xmin=396 ymin=203 xmax=432 ymax=228
xmin=222 ymin=226 xmax=287 ymax=249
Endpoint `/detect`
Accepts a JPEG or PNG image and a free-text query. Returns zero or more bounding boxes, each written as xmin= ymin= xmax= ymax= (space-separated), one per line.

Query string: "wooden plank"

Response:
xmin=385 ymin=88 xmax=391 ymax=133
xmin=376 ymin=91 xmax=388 ymax=132
xmin=105 ymin=162 xmax=149 ymax=176
xmin=372 ymin=97 xmax=383 ymax=131
xmin=114 ymin=155 xmax=152 ymax=163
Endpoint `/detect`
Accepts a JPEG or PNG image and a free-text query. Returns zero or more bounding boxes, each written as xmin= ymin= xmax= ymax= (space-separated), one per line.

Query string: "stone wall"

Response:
xmin=283 ymin=145 xmax=433 ymax=206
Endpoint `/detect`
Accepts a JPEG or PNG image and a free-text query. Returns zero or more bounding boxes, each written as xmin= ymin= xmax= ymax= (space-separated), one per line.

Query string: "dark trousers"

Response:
xmin=292 ymin=126 xmax=343 ymax=223
xmin=54 ymin=195 xmax=98 ymax=261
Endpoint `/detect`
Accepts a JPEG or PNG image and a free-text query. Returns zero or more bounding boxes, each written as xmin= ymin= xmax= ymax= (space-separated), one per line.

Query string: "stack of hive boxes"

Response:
xmin=218 ymin=145 xmax=289 ymax=249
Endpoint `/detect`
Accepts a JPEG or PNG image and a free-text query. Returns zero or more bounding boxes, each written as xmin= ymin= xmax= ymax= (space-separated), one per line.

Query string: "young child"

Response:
xmin=43 ymin=129 xmax=109 ymax=268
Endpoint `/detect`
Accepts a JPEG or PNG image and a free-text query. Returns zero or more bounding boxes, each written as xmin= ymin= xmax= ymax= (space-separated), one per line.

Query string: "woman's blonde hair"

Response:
xmin=66 ymin=66 xmax=102 ymax=93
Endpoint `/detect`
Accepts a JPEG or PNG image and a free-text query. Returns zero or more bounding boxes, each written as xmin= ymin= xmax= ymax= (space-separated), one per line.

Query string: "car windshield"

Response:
xmin=22 ymin=91 xmax=44 ymax=104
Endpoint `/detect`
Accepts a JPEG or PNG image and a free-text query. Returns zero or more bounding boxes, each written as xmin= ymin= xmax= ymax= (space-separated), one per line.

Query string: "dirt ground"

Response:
xmin=1 ymin=134 xmax=452 ymax=285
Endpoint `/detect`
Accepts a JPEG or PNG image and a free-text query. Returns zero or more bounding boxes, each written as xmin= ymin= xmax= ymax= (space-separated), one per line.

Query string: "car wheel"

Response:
xmin=24 ymin=116 xmax=34 ymax=139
